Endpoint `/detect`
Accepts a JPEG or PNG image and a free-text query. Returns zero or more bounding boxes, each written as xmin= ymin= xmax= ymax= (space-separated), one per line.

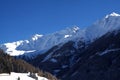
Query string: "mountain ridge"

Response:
xmin=0 ymin=12 xmax=120 ymax=60
xmin=0 ymin=26 xmax=81 ymax=58
xmin=30 ymin=24 xmax=120 ymax=80
xmin=1 ymin=12 xmax=120 ymax=80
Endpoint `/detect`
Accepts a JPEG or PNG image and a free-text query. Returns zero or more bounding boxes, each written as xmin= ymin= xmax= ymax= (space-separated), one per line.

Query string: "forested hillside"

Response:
xmin=0 ymin=49 xmax=57 ymax=80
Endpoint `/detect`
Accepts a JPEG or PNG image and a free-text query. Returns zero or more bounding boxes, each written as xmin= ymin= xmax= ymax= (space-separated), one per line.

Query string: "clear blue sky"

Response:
xmin=0 ymin=0 xmax=120 ymax=44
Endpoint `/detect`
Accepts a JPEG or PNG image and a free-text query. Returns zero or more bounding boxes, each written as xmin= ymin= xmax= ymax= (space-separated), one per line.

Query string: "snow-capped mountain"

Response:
xmin=85 ymin=12 xmax=120 ymax=41
xmin=0 ymin=12 xmax=120 ymax=60
xmin=31 ymin=29 xmax=120 ymax=80
xmin=16 ymin=26 xmax=81 ymax=51
xmin=1 ymin=12 xmax=120 ymax=80
xmin=0 ymin=26 xmax=81 ymax=58
xmin=105 ymin=12 xmax=120 ymax=18
xmin=63 ymin=29 xmax=120 ymax=80
xmin=29 ymin=12 xmax=120 ymax=80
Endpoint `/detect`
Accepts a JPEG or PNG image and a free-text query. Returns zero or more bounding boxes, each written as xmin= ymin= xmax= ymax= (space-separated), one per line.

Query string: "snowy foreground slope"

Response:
xmin=0 ymin=12 xmax=120 ymax=59
xmin=0 ymin=72 xmax=48 ymax=80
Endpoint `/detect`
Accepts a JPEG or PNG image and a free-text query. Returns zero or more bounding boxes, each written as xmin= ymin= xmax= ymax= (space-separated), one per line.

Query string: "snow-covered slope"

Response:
xmin=0 ymin=26 xmax=81 ymax=58
xmin=0 ymin=41 xmax=36 ymax=56
xmin=85 ymin=12 xmax=120 ymax=41
xmin=0 ymin=12 xmax=120 ymax=59
xmin=17 ymin=26 xmax=80 ymax=51
xmin=0 ymin=72 xmax=48 ymax=80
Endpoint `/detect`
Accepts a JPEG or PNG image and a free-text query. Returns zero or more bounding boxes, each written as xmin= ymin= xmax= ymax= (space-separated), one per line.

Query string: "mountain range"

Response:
xmin=1 ymin=12 xmax=120 ymax=80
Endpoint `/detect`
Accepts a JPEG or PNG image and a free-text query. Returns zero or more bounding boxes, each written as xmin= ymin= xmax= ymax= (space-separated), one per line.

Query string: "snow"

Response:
xmin=25 ymin=40 xmax=29 ymax=43
xmin=0 ymin=41 xmax=36 ymax=56
xmin=71 ymin=71 xmax=78 ymax=77
xmin=105 ymin=12 xmax=120 ymax=18
xmin=98 ymin=48 xmax=120 ymax=56
xmin=85 ymin=12 xmax=120 ymax=42
xmin=0 ymin=26 xmax=81 ymax=58
xmin=42 ymin=52 xmax=54 ymax=62
xmin=72 ymin=26 xmax=79 ymax=33
xmin=54 ymin=70 xmax=60 ymax=73
xmin=1 ymin=12 xmax=120 ymax=59
xmin=50 ymin=58 xmax=57 ymax=63
xmin=0 ymin=72 xmax=48 ymax=80
xmin=0 ymin=25 xmax=84 ymax=57
xmin=32 ymin=34 xmax=43 ymax=41
xmin=64 ymin=35 xmax=72 ymax=38
xmin=62 ymin=65 xmax=68 ymax=68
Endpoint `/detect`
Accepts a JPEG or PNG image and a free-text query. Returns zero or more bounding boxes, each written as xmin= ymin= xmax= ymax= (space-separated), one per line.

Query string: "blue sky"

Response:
xmin=0 ymin=0 xmax=120 ymax=44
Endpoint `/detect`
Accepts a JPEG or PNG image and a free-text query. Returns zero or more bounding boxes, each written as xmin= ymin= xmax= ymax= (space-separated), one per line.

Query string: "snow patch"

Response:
xmin=54 ymin=70 xmax=60 ymax=73
xmin=32 ymin=34 xmax=43 ymax=41
xmin=105 ymin=12 xmax=120 ymax=18
xmin=42 ymin=52 xmax=54 ymax=62
xmin=50 ymin=58 xmax=57 ymax=63
xmin=64 ymin=35 xmax=72 ymax=38
xmin=1 ymin=13 xmax=120 ymax=59
xmin=98 ymin=48 xmax=120 ymax=56
xmin=62 ymin=65 xmax=68 ymax=68
xmin=0 ymin=72 xmax=48 ymax=80
xmin=71 ymin=71 xmax=78 ymax=77
xmin=73 ymin=26 xmax=79 ymax=33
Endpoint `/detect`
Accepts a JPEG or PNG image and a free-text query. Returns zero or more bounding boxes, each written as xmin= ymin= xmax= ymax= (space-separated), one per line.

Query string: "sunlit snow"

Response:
xmin=0 ymin=72 xmax=48 ymax=80
xmin=1 ymin=12 xmax=120 ymax=59
xmin=105 ymin=12 xmax=120 ymax=18
xmin=64 ymin=35 xmax=72 ymax=38
xmin=98 ymin=48 xmax=120 ymax=56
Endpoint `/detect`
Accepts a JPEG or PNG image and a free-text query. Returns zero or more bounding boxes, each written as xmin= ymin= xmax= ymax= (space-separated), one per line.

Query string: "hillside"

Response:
xmin=63 ymin=30 xmax=120 ymax=80
xmin=28 ymin=13 xmax=120 ymax=80
xmin=30 ymin=26 xmax=120 ymax=80
xmin=0 ymin=49 xmax=57 ymax=80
